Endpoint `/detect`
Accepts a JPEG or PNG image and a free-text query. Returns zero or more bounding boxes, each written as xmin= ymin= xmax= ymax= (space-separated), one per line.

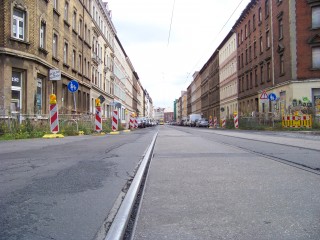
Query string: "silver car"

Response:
xmin=196 ymin=118 xmax=209 ymax=127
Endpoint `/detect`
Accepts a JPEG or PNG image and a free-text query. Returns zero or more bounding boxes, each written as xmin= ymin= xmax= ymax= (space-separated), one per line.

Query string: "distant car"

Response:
xmin=196 ymin=118 xmax=209 ymax=127
xmin=136 ymin=117 xmax=146 ymax=128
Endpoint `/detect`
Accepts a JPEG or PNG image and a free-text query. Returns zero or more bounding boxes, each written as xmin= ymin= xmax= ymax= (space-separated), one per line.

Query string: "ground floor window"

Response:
xmin=312 ymin=47 xmax=320 ymax=69
xmin=35 ymin=76 xmax=45 ymax=114
xmin=11 ymin=71 xmax=22 ymax=114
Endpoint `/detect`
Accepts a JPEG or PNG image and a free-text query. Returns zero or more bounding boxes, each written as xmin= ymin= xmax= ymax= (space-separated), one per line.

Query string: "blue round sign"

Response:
xmin=268 ymin=93 xmax=277 ymax=101
xmin=68 ymin=80 xmax=79 ymax=93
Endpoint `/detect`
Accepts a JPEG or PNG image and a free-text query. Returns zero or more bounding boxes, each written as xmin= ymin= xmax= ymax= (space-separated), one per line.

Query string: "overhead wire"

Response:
xmin=167 ymin=0 xmax=176 ymax=47
xmin=184 ymin=0 xmax=245 ymax=83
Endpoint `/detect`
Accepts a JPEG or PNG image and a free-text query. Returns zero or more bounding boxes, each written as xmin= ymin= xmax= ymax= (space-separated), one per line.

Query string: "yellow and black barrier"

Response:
xmin=282 ymin=114 xmax=312 ymax=128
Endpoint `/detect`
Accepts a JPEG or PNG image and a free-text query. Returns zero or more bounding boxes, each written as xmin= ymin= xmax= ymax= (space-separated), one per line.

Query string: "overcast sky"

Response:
xmin=107 ymin=0 xmax=251 ymax=108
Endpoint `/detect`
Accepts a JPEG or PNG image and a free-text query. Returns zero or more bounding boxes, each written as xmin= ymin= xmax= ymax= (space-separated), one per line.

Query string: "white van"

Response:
xmin=188 ymin=114 xmax=202 ymax=127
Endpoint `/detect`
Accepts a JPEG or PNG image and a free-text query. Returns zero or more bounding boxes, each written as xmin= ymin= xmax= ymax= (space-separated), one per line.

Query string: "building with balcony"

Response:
xmin=234 ymin=0 xmax=320 ymax=116
xmin=0 ymin=0 xmax=94 ymax=117
xmin=0 ymin=0 xmax=151 ymax=122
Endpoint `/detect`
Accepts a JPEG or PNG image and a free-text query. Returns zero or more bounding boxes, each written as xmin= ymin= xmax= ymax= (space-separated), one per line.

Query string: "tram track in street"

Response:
xmin=173 ymin=126 xmax=320 ymax=176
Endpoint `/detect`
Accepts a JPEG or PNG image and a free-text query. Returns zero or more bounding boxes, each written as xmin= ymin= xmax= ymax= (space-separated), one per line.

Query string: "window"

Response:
xmin=11 ymin=71 xmax=23 ymax=113
xmin=63 ymin=42 xmax=68 ymax=63
xmin=245 ymin=25 xmax=247 ymax=38
xmin=260 ymin=65 xmax=264 ymax=83
xmin=312 ymin=47 xmax=320 ymax=68
xmin=250 ymin=71 xmax=253 ymax=89
xmin=241 ymin=30 xmax=243 ymax=42
xmin=54 ymin=0 xmax=58 ymax=10
xmin=248 ymin=20 xmax=251 ymax=34
xmin=40 ymin=21 xmax=46 ymax=48
xmin=72 ymin=11 xmax=76 ymax=30
xmin=279 ymin=18 xmax=283 ymax=39
xmin=246 ymin=74 xmax=249 ymax=90
xmin=312 ymin=6 xmax=320 ymax=29
xmin=266 ymin=31 xmax=270 ymax=49
xmin=260 ymin=36 xmax=263 ymax=53
xmin=249 ymin=45 xmax=252 ymax=61
xmin=253 ymin=14 xmax=256 ymax=30
xmin=64 ymin=1 xmax=69 ymax=21
xmin=267 ymin=62 xmax=271 ymax=81
xmin=72 ymin=49 xmax=76 ymax=69
xmin=245 ymin=49 xmax=248 ymax=64
xmin=255 ymin=68 xmax=258 ymax=86
xmin=78 ymin=54 xmax=82 ymax=72
xmin=12 ymin=8 xmax=25 ymax=40
xmin=280 ymin=54 xmax=284 ymax=75
xmin=265 ymin=0 xmax=269 ymax=17
xmin=259 ymin=7 xmax=262 ymax=22
xmin=254 ymin=41 xmax=257 ymax=58
xmin=53 ymin=33 xmax=58 ymax=58
xmin=84 ymin=24 xmax=87 ymax=41
xmin=79 ymin=18 xmax=83 ymax=37
xmin=35 ymin=77 xmax=44 ymax=114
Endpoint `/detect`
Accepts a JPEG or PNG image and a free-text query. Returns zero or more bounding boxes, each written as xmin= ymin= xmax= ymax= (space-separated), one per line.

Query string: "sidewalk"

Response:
xmin=132 ymin=127 xmax=320 ymax=240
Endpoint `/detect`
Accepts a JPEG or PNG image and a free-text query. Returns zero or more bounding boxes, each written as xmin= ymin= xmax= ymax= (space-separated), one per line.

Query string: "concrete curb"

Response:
xmin=104 ymin=131 xmax=158 ymax=240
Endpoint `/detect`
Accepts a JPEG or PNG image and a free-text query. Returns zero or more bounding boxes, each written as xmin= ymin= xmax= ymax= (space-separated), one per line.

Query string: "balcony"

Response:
xmin=92 ymin=52 xmax=99 ymax=66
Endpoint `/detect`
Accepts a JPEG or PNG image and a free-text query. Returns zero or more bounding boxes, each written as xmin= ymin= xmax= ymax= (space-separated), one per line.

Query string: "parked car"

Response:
xmin=196 ymin=118 xmax=209 ymax=127
xmin=136 ymin=117 xmax=146 ymax=128
xmin=189 ymin=114 xmax=202 ymax=127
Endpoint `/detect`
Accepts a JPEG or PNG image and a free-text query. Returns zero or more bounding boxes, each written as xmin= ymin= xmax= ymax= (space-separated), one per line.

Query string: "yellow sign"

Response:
xmin=95 ymin=98 xmax=101 ymax=107
xmin=49 ymin=94 xmax=57 ymax=104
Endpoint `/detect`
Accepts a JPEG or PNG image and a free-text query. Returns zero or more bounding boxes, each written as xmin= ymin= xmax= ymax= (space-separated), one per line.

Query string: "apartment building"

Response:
xmin=90 ymin=0 xmax=116 ymax=118
xmin=186 ymin=72 xmax=200 ymax=116
xmin=234 ymin=0 xmax=320 ymax=116
xmin=181 ymin=90 xmax=188 ymax=119
xmin=219 ymin=31 xmax=238 ymax=119
xmin=200 ymin=50 xmax=220 ymax=119
xmin=190 ymin=71 xmax=202 ymax=115
xmin=0 ymin=0 xmax=93 ymax=116
xmin=0 ymin=0 xmax=149 ymax=121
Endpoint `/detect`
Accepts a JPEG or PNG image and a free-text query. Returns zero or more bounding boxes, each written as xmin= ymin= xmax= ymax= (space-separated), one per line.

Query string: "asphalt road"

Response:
xmin=133 ymin=125 xmax=320 ymax=240
xmin=0 ymin=127 xmax=157 ymax=240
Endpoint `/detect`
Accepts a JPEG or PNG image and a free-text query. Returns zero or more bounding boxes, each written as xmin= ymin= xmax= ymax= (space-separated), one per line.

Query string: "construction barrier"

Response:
xmin=112 ymin=110 xmax=118 ymax=131
xmin=221 ymin=118 xmax=226 ymax=128
xmin=209 ymin=116 xmax=213 ymax=128
xmin=49 ymin=94 xmax=59 ymax=133
xmin=214 ymin=117 xmax=217 ymax=128
xmin=134 ymin=117 xmax=138 ymax=128
xmin=234 ymin=112 xmax=239 ymax=129
xmin=282 ymin=114 xmax=312 ymax=128
xmin=95 ymin=99 xmax=102 ymax=132
xmin=129 ymin=116 xmax=134 ymax=129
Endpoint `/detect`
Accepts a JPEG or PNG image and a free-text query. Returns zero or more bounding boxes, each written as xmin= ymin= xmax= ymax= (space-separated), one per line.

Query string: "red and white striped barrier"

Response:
xmin=134 ymin=118 xmax=138 ymax=128
xmin=214 ymin=117 xmax=217 ymax=128
xmin=50 ymin=103 xmax=59 ymax=133
xmin=130 ymin=116 xmax=134 ymax=129
xmin=221 ymin=118 xmax=226 ymax=128
xmin=95 ymin=105 xmax=102 ymax=132
xmin=234 ymin=112 xmax=239 ymax=129
xmin=112 ymin=110 xmax=118 ymax=131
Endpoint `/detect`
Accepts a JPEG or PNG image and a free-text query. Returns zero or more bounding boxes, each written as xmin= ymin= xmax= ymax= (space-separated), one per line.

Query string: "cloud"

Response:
xmin=108 ymin=0 xmax=252 ymax=108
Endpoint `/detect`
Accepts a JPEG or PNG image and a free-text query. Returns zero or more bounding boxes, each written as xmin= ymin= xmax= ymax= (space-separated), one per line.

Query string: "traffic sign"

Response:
xmin=67 ymin=80 xmax=79 ymax=93
xmin=268 ymin=93 xmax=277 ymax=101
xmin=260 ymin=90 xmax=268 ymax=100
